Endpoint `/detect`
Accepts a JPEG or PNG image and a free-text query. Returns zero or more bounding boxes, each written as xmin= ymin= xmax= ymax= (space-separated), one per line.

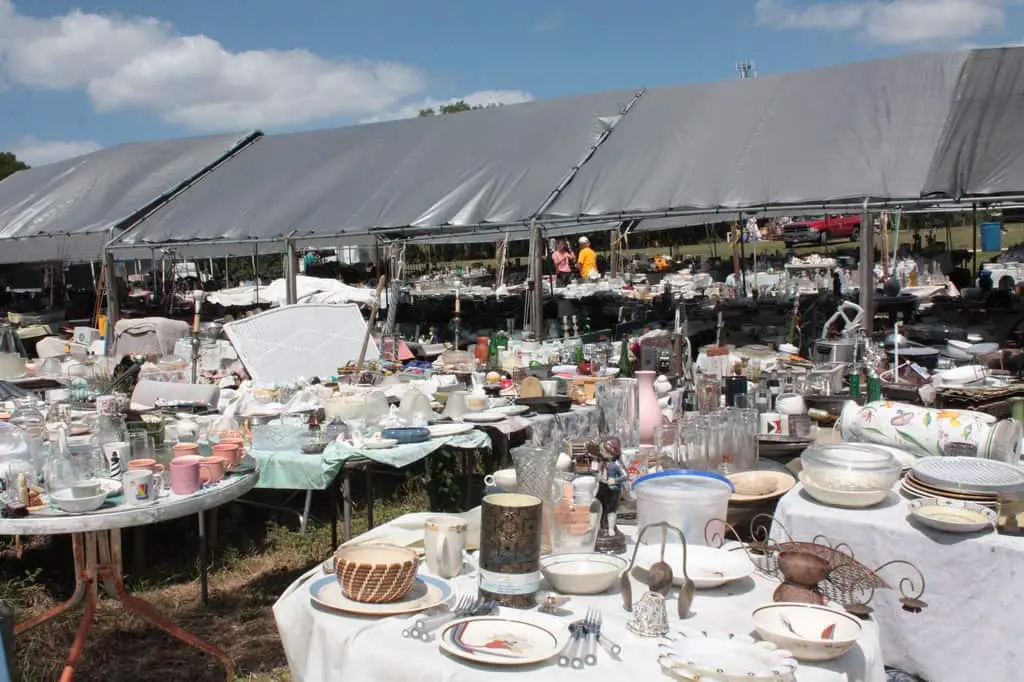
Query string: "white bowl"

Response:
xmin=630 ymin=543 xmax=755 ymax=589
xmin=752 ymin=602 xmax=863 ymax=661
xmin=540 ymin=553 xmax=627 ymax=595
xmin=908 ymin=497 xmax=996 ymax=533
xmin=50 ymin=488 xmax=107 ymax=513
xmin=799 ymin=472 xmax=889 ymax=508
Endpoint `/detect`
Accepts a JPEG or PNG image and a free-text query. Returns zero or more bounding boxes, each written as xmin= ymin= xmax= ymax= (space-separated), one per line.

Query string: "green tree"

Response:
xmin=418 ymin=100 xmax=502 ymax=117
xmin=0 ymin=152 xmax=29 ymax=182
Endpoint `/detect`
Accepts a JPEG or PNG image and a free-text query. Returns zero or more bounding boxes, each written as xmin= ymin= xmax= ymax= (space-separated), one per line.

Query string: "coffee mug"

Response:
xmin=424 ymin=515 xmax=468 ymax=579
xmin=759 ymin=412 xmax=788 ymax=436
xmin=169 ymin=456 xmax=201 ymax=495
xmin=198 ymin=456 xmax=226 ymax=484
xmin=212 ymin=443 xmax=241 ymax=467
xmin=126 ymin=458 xmax=157 ymax=471
xmin=123 ymin=469 xmax=162 ymax=505
xmin=102 ymin=441 xmax=130 ymax=478
xmin=483 ymin=468 xmax=517 ymax=491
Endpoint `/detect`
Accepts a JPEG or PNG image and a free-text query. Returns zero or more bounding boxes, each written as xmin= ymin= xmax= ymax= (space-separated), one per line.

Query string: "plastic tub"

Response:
xmin=633 ymin=471 xmax=734 ymax=546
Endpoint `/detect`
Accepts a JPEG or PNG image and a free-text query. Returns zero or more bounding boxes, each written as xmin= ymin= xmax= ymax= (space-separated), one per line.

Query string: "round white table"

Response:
xmin=1 ymin=472 xmax=258 ymax=682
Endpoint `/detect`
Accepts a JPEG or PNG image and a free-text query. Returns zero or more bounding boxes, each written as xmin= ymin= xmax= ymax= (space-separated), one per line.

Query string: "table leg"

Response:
xmin=198 ymin=511 xmax=209 ymax=606
xmin=328 ymin=478 xmax=338 ymax=549
xmin=300 ymin=490 xmax=313 ymax=534
xmin=365 ymin=466 xmax=374 ymax=530
xmin=16 ymin=530 xmax=235 ymax=681
xmin=342 ymin=470 xmax=353 ymax=542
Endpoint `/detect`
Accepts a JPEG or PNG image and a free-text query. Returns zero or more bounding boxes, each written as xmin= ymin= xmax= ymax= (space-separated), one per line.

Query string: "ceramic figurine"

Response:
xmin=590 ymin=436 xmax=627 ymax=553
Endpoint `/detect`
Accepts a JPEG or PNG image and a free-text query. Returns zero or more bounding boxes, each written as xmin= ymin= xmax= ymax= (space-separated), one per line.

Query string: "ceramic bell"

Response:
xmin=626 ymin=591 xmax=669 ymax=638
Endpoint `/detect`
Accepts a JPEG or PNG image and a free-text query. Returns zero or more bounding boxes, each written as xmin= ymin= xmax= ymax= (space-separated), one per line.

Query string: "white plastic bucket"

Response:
xmin=634 ymin=472 xmax=733 ymax=547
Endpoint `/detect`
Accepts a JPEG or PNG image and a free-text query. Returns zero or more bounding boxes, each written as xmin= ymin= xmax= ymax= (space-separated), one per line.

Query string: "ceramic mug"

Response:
xmin=126 ymin=458 xmax=158 ymax=471
xmin=483 ymin=468 xmax=517 ymax=491
xmin=424 ymin=515 xmax=467 ymax=579
xmin=169 ymin=456 xmax=202 ymax=495
xmin=123 ymin=469 xmax=162 ymax=505
xmin=212 ymin=443 xmax=241 ymax=467
xmin=198 ymin=456 xmax=226 ymax=484
xmin=173 ymin=442 xmax=201 ymax=458
xmin=759 ymin=412 xmax=788 ymax=436
xmin=102 ymin=441 xmax=130 ymax=478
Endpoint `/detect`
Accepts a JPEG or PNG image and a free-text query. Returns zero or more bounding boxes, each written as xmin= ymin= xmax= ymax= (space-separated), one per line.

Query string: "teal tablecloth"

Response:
xmin=250 ymin=430 xmax=491 ymax=490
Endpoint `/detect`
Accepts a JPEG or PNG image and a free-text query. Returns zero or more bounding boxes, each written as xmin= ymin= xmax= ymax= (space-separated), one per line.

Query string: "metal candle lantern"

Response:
xmin=478 ymin=493 xmax=543 ymax=609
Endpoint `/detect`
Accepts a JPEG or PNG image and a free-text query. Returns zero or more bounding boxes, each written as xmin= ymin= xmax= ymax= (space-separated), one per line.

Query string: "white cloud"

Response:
xmin=0 ymin=0 xmax=437 ymax=130
xmin=362 ymin=89 xmax=536 ymax=123
xmin=756 ymin=0 xmax=1014 ymax=45
xmin=9 ymin=136 xmax=103 ymax=165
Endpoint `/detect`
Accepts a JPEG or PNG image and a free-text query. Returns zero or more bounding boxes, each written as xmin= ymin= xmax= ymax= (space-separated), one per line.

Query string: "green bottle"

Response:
xmin=617 ymin=337 xmax=634 ymax=378
xmin=487 ymin=335 xmax=501 ymax=372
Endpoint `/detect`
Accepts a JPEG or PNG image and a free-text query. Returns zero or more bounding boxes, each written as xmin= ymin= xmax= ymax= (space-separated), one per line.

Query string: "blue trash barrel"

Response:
xmin=981 ymin=222 xmax=1002 ymax=252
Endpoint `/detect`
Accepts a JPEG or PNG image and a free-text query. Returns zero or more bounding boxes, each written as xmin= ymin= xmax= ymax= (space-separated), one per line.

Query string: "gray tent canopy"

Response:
xmin=111 ymin=89 xmax=639 ymax=250
xmin=0 ymin=131 xmax=260 ymax=264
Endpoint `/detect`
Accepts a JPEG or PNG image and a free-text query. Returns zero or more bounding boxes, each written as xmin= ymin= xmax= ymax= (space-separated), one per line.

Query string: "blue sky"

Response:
xmin=1 ymin=0 xmax=1022 ymax=165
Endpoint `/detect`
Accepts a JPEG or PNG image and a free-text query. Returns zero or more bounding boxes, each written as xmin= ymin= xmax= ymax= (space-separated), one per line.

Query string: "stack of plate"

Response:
xmin=900 ymin=456 xmax=1024 ymax=509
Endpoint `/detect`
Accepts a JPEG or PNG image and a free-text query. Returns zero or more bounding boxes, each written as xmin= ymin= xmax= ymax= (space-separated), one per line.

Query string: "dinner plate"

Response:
xmin=660 ymin=629 xmax=797 ymax=681
xmin=308 ymin=573 xmax=451 ymax=616
xmin=908 ymin=497 xmax=996 ymax=533
xmin=361 ymin=438 xmax=399 ymax=450
xmin=439 ymin=616 xmax=566 ymax=666
xmin=728 ymin=470 xmax=796 ymax=504
xmin=899 ymin=479 xmax=997 ymax=508
xmin=461 ymin=412 xmax=507 ymax=424
xmin=902 ymin=473 xmax=998 ymax=502
xmin=631 ymin=543 xmax=755 ymax=589
xmin=911 ymin=456 xmax=1024 ymax=493
xmin=428 ymin=423 xmax=476 ymax=438
xmin=488 ymin=405 xmax=530 ymax=417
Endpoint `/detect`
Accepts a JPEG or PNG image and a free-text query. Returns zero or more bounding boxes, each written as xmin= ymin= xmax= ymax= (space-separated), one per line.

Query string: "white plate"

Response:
xmin=631 ymin=543 xmax=755 ymax=589
xmin=439 ymin=616 xmax=566 ymax=666
xmin=908 ymin=497 xmax=997 ymax=533
xmin=489 ymin=405 xmax=530 ymax=417
xmin=361 ymin=438 xmax=399 ymax=450
xmin=912 ymin=456 xmax=1024 ymax=493
xmin=461 ymin=412 xmax=507 ymax=424
xmin=308 ymin=573 xmax=451 ymax=616
xmin=428 ymin=423 xmax=476 ymax=438
xmin=660 ymin=629 xmax=797 ymax=681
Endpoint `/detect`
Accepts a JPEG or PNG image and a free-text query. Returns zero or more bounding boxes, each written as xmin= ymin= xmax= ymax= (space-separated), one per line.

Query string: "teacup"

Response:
xmin=71 ymin=480 xmax=102 ymax=498
xmin=198 ymin=456 xmax=226 ymax=484
xmin=483 ymin=468 xmax=517 ymax=491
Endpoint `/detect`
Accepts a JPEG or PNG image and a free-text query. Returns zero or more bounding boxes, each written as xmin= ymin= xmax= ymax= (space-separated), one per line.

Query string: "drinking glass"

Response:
xmin=510 ymin=446 xmax=559 ymax=503
xmin=653 ymin=424 xmax=681 ymax=470
xmin=595 ymin=378 xmax=639 ymax=448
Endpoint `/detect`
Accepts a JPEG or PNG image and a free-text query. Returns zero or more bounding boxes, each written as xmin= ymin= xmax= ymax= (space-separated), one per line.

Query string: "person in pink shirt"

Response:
xmin=551 ymin=239 xmax=576 ymax=286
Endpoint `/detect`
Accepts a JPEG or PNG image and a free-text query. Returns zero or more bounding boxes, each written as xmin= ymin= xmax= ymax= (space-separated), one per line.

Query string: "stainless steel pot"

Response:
xmin=812 ymin=337 xmax=858 ymax=364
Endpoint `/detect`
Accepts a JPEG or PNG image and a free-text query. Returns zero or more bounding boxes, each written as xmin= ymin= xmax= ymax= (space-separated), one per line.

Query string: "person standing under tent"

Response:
xmin=577 ymin=236 xmax=599 ymax=279
xmin=551 ymin=239 xmax=576 ymax=287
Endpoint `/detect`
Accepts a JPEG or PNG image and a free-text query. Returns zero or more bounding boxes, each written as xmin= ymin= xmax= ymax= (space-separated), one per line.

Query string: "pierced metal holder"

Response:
xmin=703 ymin=514 xmax=928 ymax=618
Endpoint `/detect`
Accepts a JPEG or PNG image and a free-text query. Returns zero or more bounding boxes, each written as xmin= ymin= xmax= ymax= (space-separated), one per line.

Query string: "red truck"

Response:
xmin=781 ymin=214 xmax=861 ymax=246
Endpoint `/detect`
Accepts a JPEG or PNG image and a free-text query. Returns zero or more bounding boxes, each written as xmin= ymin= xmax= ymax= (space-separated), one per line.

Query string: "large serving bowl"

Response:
xmin=540 ymin=553 xmax=626 ymax=595
xmin=334 ymin=544 xmax=418 ymax=603
xmin=799 ymin=443 xmax=900 ymax=508
xmin=752 ymin=602 xmax=863 ymax=661
xmin=49 ymin=487 xmax=107 ymax=513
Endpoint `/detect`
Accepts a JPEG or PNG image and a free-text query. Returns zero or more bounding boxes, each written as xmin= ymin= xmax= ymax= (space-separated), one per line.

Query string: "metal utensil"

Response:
xmin=557 ymin=621 xmax=586 ymax=668
xmin=401 ymin=594 xmax=472 ymax=639
xmin=582 ymin=609 xmax=599 ymax=665
xmin=649 ymin=525 xmax=674 ymax=595
xmin=586 ymin=608 xmax=622 ymax=658
xmin=620 ymin=567 xmax=632 ymax=612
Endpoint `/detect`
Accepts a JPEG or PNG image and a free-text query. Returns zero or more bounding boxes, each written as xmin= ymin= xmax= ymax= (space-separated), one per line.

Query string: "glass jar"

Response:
xmin=10 ymin=398 xmax=46 ymax=474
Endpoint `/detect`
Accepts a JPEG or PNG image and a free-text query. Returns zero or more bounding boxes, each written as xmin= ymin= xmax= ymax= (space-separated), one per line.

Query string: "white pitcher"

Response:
xmin=424 ymin=515 xmax=467 ymax=579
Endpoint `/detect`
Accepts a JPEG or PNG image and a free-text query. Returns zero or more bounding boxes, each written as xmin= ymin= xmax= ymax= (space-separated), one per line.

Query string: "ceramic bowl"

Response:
xmin=334 ymin=543 xmax=418 ymax=603
xmin=908 ymin=497 xmax=996 ymax=533
xmin=540 ymin=553 xmax=627 ymax=595
xmin=799 ymin=472 xmax=890 ymax=508
xmin=752 ymin=602 xmax=862 ymax=661
xmin=50 ymin=487 xmax=107 ymax=513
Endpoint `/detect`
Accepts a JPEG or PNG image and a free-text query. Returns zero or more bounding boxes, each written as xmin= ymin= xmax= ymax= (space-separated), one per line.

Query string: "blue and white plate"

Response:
xmin=309 ymin=573 xmax=451 ymax=616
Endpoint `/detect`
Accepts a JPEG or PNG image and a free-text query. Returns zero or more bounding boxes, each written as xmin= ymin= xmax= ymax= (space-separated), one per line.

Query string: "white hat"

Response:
xmin=578 ymin=236 xmax=590 ymax=245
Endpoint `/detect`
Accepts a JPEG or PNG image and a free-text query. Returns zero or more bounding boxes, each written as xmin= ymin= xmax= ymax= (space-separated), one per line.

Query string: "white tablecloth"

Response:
xmin=775 ymin=484 xmax=1020 ymax=682
xmin=273 ymin=518 xmax=884 ymax=682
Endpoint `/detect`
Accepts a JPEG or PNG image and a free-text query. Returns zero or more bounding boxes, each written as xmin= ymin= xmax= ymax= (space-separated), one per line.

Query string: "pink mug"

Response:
xmin=198 ymin=456 xmax=225 ymax=484
xmin=212 ymin=443 xmax=241 ymax=467
xmin=173 ymin=442 xmax=201 ymax=458
xmin=169 ymin=455 xmax=201 ymax=495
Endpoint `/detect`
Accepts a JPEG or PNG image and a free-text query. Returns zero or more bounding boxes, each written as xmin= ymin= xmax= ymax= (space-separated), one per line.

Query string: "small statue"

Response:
xmin=589 ymin=436 xmax=627 ymax=553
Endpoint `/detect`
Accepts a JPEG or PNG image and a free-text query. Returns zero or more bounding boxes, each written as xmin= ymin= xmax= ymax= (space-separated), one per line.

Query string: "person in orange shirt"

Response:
xmin=577 ymin=236 xmax=598 ymax=279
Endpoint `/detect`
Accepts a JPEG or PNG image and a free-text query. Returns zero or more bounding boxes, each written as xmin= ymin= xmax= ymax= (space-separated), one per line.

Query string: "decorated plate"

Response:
xmin=439 ymin=616 xmax=566 ymax=666
xmin=908 ymin=497 xmax=996 ymax=533
xmin=659 ymin=629 xmax=797 ymax=681
xmin=308 ymin=573 xmax=450 ymax=616
xmin=428 ymin=423 xmax=476 ymax=438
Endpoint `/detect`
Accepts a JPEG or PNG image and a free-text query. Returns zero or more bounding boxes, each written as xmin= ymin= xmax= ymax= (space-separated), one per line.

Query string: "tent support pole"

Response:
xmin=104 ymin=250 xmax=120 ymax=354
xmin=858 ymin=198 xmax=873 ymax=338
xmin=531 ymin=221 xmax=544 ymax=339
xmin=285 ymin=239 xmax=298 ymax=305
xmin=971 ymin=202 xmax=978 ymax=280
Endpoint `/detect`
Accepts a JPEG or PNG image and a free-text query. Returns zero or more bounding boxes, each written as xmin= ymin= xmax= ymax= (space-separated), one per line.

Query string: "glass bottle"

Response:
xmin=486 ymin=334 xmax=501 ymax=372
xmin=43 ymin=426 xmax=81 ymax=495
xmin=10 ymin=399 xmax=45 ymax=476
xmin=617 ymin=337 xmax=634 ymax=378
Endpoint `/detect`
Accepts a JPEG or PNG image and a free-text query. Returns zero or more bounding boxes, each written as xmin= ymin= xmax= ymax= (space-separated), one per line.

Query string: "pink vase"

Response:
xmin=636 ymin=371 xmax=663 ymax=445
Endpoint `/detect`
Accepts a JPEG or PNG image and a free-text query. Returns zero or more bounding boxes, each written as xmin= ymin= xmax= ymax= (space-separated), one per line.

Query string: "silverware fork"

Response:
xmin=402 ymin=594 xmax=472 ymax=639
xmin=587 ymin=609 xmax=622 ymax=659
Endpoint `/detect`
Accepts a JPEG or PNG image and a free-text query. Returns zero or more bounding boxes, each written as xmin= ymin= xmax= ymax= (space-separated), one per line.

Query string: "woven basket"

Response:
xmin=334 ymin=544 xmax=418 ymax=603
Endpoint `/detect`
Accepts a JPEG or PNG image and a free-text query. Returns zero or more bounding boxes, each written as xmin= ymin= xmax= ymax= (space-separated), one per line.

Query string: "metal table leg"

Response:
xmin=300 ymin=491 xmax=313 ymax=534
xmin=198 ymin=510 xmax=209 ymax=606
xmin=17 ymin=530 xmax=234 ymax=680
xmin=342 ymin=470 xmax=352 ymax=542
